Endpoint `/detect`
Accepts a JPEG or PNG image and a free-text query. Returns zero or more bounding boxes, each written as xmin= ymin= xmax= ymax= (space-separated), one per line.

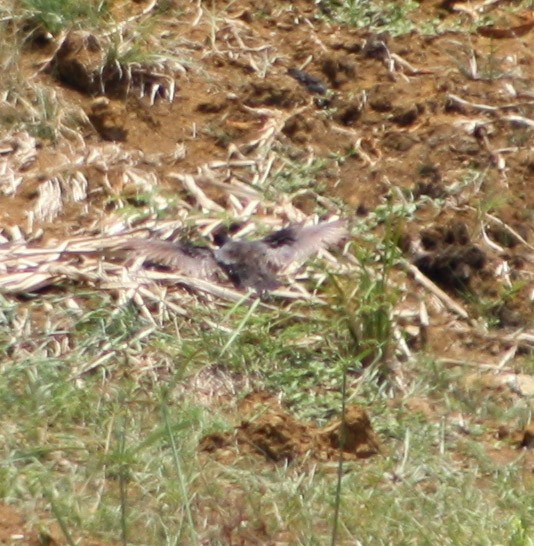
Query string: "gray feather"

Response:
xmin=117 ymin=219 xmax=347 ymax=293
xmin=261 ymin=220 xmax=348 ymax=269
xmin=119 ymin=239 xmax=221 ymax=281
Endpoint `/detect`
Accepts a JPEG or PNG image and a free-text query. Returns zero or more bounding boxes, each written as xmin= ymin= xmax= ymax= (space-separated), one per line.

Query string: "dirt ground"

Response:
xmin=4 ymin=0 xmax=532 ymax=331
xmin=0 ymin=502 xmax=119 ymax=546
xmin=2 ymin=0 xmax=534 ymax=541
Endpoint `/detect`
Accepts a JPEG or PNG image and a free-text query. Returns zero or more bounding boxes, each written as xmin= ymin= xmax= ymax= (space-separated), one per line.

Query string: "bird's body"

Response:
xmin=119 ymin=220 xmax=347 ymax=293
xmin=214 ymin=240 xmax=282 ymax=292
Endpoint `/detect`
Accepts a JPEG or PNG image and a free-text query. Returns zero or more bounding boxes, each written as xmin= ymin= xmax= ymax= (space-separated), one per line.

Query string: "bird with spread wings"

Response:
xmin=118 ymin=220 xmax=347 ymax=293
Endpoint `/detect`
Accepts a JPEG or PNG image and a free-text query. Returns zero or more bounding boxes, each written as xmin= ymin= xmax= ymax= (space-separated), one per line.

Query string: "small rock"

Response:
xmin=390 ymin=105 xmax=422 ymax=127
xmin=383 ymin=132 xmax=419 ymax=151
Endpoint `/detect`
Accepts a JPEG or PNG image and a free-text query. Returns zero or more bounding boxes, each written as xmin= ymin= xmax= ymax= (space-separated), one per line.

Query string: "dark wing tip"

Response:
xmin=262 ymin=219 xmax=348 ymax=268
xmin=261 ymin=226 xmax=299 ymax=248
xmin=212 ymin=222 xmax=244 ymax=247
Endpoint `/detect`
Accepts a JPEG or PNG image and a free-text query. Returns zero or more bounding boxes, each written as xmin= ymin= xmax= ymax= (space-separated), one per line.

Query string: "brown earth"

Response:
xmin=200 ymin=392 xmax=380 ymax=463
xmin=0 ymin=502 xmax=118 ymax=546
xmin=0 ymin=503 xmax=41 ymax=546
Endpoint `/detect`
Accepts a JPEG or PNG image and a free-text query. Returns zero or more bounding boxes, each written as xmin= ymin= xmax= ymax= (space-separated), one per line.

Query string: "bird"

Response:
xmin=214 ymin=220 xmax=347 ymax=291
xmin=118 ymin=219 xmax=347 ymax=293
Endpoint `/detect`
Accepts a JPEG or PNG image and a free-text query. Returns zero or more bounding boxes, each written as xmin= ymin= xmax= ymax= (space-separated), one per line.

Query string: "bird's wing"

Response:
xmin=117 ymin=239 xmax=221 ymax=280
xmin=262 ymin=220 xmax=348 ymax=269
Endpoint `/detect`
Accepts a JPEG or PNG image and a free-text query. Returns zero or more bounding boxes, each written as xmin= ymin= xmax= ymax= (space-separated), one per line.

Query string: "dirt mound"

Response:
xmin=200 ymin=393 xmax=380 ymax=463
xmin=46 ymin=29 xmax=178 ymax=103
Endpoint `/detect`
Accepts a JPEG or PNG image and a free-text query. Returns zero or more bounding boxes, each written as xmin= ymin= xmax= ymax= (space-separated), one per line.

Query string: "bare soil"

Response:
xmin=0 ymin=502 xmax=117 ymax=546
xmin=200 ymin=392 xmax=380 ymax=463
xmin=0 ymin=503 xmax=41 ymax=546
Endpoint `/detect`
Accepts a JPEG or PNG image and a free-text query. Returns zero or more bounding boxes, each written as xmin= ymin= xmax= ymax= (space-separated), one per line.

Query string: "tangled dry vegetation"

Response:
xmin=1 ymin=0 xmax=534 ymax=543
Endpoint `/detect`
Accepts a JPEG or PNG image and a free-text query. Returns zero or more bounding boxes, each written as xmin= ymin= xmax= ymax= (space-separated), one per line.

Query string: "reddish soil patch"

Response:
xmin=0 ymin=503 xmax=120 ymax=546
xmin=0 ymin=503 xmax=41 ymax=545
xmin=200 ymin=392 xmax=380 ymax=463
